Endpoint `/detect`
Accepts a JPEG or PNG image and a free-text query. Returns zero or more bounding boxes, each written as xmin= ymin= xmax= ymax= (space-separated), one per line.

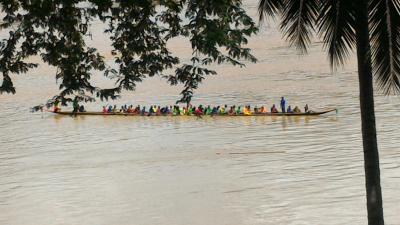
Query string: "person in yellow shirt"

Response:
xmin=219 ymin=105 xmax=226 ymax=114
xmin=243 ymin=105 xmax=252 ymax=115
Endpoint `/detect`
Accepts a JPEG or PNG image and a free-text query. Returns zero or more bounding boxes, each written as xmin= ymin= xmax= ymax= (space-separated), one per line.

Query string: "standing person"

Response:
xmin=53 ymin=99 xmax=61 ymax=112
xmin=280 ymin=97 xmax=286 ymax=113
xmin=304 ymin=104 xmax=309 ymax=113
xmin=72 ymin=97 xmax=79 ymax=116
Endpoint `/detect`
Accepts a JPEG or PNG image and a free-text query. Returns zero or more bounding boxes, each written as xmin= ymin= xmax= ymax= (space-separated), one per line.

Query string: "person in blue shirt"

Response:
xmin=141 ymin=106 xmax=147 ymax=116
xmin=280 ymin=97 xmax=286 ymax=113
xmin=287 ymin=105 xmax=293 ymax=113
xmin=211 ymin=106 xmax=218 ymax=115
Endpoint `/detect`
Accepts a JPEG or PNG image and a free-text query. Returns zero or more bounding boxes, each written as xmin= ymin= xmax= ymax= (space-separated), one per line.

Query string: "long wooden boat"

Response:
xmin=51 ymin=109 xmax=337 ymax=117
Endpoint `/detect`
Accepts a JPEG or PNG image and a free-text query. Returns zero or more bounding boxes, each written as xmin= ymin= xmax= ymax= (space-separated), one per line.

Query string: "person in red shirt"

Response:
xmin=195 ymin=106 xmax=203 ymax=116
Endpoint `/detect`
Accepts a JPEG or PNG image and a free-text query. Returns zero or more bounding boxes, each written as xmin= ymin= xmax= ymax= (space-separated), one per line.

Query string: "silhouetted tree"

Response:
xmin=0 ymin=0 xmax=257 ymax=106
xmin=259 ymin=0 xmax=400 ymax=224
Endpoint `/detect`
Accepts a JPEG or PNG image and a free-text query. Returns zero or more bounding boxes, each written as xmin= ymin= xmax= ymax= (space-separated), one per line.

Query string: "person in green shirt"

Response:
xmin=189 ymin=106 xmax=195 ymax=115
xmin=173 ymin=106 xmax=179 ymax=115
xmin=72 ymin=97 xmax=79 ymax=115
xmin=236 ymin=106 xmax=242 ymax=115
xmin=205 ymin=105 xmax=212 ymax=115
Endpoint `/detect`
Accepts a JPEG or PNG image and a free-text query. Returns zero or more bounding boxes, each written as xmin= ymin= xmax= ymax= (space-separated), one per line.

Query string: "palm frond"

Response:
xmin=369 ymin=0 xmax=400 ymax=94
xmin=317 ymin=0 xmax=357 ymax=67
xmin=280 ymin=0 xmax=319 ymax=53
xmin=258 ymin=0 xmax=284 ymax=21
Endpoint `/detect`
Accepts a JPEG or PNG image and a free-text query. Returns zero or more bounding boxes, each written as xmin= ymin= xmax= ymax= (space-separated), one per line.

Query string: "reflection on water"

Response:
xmin=1 ymin=0 xmax=400 ymax=225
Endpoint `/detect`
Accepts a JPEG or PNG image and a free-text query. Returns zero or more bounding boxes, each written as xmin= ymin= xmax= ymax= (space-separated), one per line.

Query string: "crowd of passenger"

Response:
xmin=52 ymin=96 xmax=311 ymax=115
xmin=99 ymin=97 xmax=310 ymax=116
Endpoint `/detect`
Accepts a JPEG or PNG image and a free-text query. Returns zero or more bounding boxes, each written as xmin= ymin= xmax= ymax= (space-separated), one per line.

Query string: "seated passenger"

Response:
xmin=149 ymin=105 xmax=154 ymax=115
xmin=271 ymin=104 xmax=278 ymax=113
xmin=260 ymin=106 xmax=267 ymax=113
xmin=226 ymin=106 xmax=232 ymax=115
xmin=211 ymin=107 xmax=218 ymax=115
xmin=127 ymin=106 xmax=133 ymax=113
xmin=103 ymin=106 xmax=108 ymax=113
xmin=79 ymin=105 xmax=86 ymax=112
xmin=156 ymin=106 xmax=161 ymax=115
xmin=141 ymin=106 xmax=147 ymax=116
xmin=172 ymin=106 xmax=179 ymax=115
xmin=287 ymin=106 xmax=293 ymax=113
xmin=189 ymin=106 xmax=195 ymax=115
xmin=205 ymin=106 xmax=212 ymax=115
xmin=219 ymin=105 xmax=226 ymax=114
xmin=293 ymin=106 xmax=301 ymax=113
xmin=108 ymin=105 xmax=113 ymax=113
xmin=134 ymin=105 xmax=141 ymax=114
xmin=243 ymin=106 xmax=252 ymax=115
xmin=236 ymin=106 xmax=242 ymax=115
xmin=195 ymin=107 xmax=203 ymax=115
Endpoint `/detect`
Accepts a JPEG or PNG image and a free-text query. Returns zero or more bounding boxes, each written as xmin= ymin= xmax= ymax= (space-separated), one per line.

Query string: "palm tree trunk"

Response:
xmin=354 ymin=1 xmax=384 ymax=224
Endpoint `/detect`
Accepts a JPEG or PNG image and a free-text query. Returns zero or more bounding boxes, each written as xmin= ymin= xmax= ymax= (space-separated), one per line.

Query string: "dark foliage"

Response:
xmin=317 ymin=0 xmax=356 ymax=67
xmin=369 ymin=0 xmax=400 ymax=94
xmin=0 ymin=0 xmax=257 ymax=106
xmin=258 ymin=0 xmax=400 ymax=94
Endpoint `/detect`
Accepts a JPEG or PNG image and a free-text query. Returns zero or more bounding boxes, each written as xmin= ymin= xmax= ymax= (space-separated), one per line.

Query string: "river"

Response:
xmin=0 ymin=1 xmax=399 ymax=225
